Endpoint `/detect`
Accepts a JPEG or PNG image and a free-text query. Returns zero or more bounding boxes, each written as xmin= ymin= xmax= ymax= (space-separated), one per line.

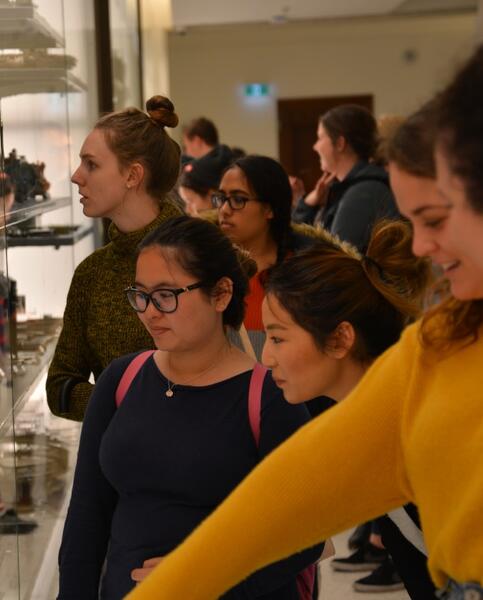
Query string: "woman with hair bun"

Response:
xmin=47 ymin=96 xmax=182 ymax=421
xmin=126 ymin=45 xmax=483 ymax=600
xmin=57 ymin=216 xmax=321 ymax=600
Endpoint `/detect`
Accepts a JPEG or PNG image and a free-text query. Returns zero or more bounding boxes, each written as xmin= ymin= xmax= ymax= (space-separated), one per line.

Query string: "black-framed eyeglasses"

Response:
xmin=211 ymin=192 xmax=253 ymax=211
xmin=125 ymin=282 xmax=204 ymax=314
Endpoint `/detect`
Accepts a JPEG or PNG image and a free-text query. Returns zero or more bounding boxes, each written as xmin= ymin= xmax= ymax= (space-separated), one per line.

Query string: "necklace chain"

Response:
xmin=164 ymin=344 xmax=229 ymax=398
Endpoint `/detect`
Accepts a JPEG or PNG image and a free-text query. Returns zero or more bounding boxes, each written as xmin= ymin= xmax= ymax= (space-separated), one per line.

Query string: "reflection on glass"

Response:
xmin=109 ymin=0 xmax=142 ymax=109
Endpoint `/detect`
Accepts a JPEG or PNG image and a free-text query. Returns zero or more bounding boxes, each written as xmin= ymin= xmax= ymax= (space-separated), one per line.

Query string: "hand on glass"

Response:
xmin=304 ymin=171 xmax=335 ymax=207
xmin=131 ymin=556 xmax=164 ymax=583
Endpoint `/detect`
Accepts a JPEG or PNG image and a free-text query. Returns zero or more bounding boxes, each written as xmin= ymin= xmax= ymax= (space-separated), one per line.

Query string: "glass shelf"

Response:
xmin=0 ymin=69 xmax=87 ymax=97
xmin=1 ymin=197 xmax=71 ymax=230
xmin=0 ymin=3 xmax=63 ymax=49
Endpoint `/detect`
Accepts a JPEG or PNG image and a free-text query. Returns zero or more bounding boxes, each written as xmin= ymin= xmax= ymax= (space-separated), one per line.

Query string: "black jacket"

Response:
xmin=293 ymin=162 xmax=399 ymax=252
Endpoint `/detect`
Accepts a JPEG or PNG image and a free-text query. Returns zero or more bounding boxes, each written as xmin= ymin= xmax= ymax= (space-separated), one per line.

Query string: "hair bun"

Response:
xmin=146 ymin=95 xmax=179 ymax=128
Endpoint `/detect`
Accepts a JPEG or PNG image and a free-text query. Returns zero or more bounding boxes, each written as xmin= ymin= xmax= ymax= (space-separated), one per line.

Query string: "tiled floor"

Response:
xmin=319 ymin=531 xmax=410 ymax=599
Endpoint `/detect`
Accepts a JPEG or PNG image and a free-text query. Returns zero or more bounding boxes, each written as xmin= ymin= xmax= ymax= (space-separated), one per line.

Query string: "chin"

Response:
xmin=450 ymin=285 xmax=483 ymax=301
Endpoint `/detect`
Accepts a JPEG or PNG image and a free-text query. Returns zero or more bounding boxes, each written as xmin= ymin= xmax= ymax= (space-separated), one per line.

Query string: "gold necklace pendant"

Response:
xmin=165 ymin=387 xmax=174 ymax=398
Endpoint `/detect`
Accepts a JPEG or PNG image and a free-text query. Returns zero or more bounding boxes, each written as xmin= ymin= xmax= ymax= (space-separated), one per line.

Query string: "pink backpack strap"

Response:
xmin=115 ymin=350 xmax=155 ymax=407
xmin=248 ymin=363 xmax=268 ymax=446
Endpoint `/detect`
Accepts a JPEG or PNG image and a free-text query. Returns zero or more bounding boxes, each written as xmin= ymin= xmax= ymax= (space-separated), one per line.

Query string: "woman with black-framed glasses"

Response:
xmin=212 ymin=155 xmax=322 ymax=364
xmin=57 ymin=216 xmax=323 ymax=600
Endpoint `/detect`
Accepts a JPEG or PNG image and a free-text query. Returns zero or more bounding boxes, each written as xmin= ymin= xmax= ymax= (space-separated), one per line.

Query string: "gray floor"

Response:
xmin=319 ymin=530 xmax=410 ymax=599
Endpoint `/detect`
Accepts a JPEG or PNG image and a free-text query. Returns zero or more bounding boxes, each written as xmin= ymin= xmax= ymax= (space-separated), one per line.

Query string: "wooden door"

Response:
xmin=278 ymin=95 xmax=373 ymax=192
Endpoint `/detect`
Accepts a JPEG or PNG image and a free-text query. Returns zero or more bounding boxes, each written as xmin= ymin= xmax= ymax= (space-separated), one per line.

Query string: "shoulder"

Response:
xmin=73 ymin=244 xmax=113 ymax=278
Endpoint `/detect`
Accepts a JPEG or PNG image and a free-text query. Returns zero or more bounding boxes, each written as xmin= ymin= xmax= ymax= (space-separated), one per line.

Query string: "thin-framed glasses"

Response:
xmin=211 ymin=192 xmax=253 ymax=210
xmin=125 ymin=282 xmax=204 ymax=313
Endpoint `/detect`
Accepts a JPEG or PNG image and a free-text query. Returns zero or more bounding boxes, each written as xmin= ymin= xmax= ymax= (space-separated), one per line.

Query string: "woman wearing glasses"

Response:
xmin=57 ymin=216 xmax=322 ymax=600
xmin=212 ymin=155 xmax=320 ymax=363
xmin=46 ymin=96 xmax=181 ymax=421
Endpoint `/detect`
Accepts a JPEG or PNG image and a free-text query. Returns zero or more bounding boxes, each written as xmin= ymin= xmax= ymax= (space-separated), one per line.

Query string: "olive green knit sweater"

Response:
xmin=46 ymin=202 xmax=181 ymax=421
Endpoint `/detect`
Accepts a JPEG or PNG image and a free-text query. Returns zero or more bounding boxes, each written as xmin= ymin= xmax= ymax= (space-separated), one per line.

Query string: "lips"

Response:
xmin=441 ymin=260 xmax=460 ymax=273
xmin=220 ymin=221 xmax=234 ymax=228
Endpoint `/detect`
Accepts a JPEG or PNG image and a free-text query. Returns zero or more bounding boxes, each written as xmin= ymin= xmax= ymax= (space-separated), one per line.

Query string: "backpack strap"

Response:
xmin=115 ymin=350 xmax=155 ymax=407
xmin=248 ymin=363 xmax=268 ymax=447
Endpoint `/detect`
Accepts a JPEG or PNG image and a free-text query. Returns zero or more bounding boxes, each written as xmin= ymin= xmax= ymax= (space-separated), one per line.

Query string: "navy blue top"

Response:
xmin=58 ymin=352 xmax=321 ymax=599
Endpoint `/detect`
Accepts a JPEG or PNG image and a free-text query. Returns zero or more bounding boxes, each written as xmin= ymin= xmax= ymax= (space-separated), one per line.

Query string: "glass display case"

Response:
xmin=0 ymin=1 xmax=98 ymax=597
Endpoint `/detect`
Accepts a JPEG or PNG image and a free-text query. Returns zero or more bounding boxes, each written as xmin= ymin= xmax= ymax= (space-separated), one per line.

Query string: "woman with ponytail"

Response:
xmin=126 ymin=45 xmax=483 ymax=600
xmin=47 ymin=96 xmax=182 ymax=421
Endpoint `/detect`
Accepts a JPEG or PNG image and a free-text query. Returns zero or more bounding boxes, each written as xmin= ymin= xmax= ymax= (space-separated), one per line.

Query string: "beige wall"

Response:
xmin=141 ymin=0 xmax=171 ymax=102
xmin=168 ymin=13 xmax=474 ymax=158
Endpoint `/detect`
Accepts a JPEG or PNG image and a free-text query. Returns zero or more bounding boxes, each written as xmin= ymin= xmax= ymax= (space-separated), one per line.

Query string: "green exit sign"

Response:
xmin=244 ymin=83 xmax=270 ymax=97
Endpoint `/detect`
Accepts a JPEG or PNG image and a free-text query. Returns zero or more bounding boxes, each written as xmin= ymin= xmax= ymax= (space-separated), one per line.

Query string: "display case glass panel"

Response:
xmin=0 ymin=1 xmax=98 ymax=597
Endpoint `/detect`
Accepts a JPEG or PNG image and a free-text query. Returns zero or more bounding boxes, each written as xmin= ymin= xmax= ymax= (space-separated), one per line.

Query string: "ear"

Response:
xmin=334 ymin=135 xmax=347 ymax=153
xmin=125 ymin=162 xmax=145 ymax=190
xmin=325 ymin=321 xmax=356 ymax=359
xmin=213 ymin=277 xmax=233 ymax=313
xmin=263 ymin=204 xmax=274 ymax=220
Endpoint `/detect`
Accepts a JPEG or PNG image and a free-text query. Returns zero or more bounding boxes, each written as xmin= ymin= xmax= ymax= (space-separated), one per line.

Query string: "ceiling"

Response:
xmin=170 ymin=0 xmax=477 ymax=29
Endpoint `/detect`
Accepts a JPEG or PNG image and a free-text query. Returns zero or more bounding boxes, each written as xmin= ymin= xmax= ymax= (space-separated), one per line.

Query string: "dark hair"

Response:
xmin=436 ymin=44 xmax=483 ymax=214
xmin=179 ymin=168 xmax=210 ymax=197
xmin=183 ymin=117 xmax=219 ymax=147
xmin=138 ymin=216 xmax=256 ymax=329
xmin=95 ymin=95 xmax=180 ymax=199
xmin=266 ymin=220 xmax=432 ymax=362
xmin=387 ymin=101 xmax=437 ymax=178
xmin=179 ymin=145 xmax=235 ymax=196
xmin=226 ymin=155 xmax=293 ymax=263
xmin=320 ymin=104 xmax=378 ymax=162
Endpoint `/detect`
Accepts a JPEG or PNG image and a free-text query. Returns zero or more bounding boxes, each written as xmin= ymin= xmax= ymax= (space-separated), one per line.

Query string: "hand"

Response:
xmin=303 ymin=171 xmax=335 ymax=207
xmin=131 ymin=556 xmax=164 ymax=583
xmin=288 ymin=176 xmax=306 ymax=207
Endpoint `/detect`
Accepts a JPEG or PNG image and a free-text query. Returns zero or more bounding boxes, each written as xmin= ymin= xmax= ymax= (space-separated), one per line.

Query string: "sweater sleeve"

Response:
xmin=126 ymin=327 xmax=416 ymax=600
xmin=228 ymin=377 xmax=323 ymax=598
xmin=330 ymin=182 xmax=395 ymax=251
xmin=46 ymin=262 xmax=94 ymax=422
xmin=57 ymin=357 xmax=128 ymax=599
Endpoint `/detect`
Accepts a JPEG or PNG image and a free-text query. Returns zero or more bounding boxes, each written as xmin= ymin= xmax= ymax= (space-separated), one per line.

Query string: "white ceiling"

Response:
xmin=170 ymin=0 xmax=477 ymax=28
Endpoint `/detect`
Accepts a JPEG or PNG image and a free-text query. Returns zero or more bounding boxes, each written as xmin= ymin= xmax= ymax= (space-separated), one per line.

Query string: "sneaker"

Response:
xmin=0 ymin=509 xmax=38 ymax=535
xmin=331 ymin=543 xmax=387 ymax=572
xmin=353 ymin=558 xmax=405 ymax=593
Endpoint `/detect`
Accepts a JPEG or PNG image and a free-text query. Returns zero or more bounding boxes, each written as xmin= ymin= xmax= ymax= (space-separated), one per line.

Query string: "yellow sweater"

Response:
xmin=127 ymin=321 xmax=483 ymax=599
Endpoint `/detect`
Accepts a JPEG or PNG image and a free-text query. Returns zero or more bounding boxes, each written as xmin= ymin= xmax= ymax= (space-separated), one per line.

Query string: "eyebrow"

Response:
xmin=218 ymin=188 xmax=250 ymax=195
xmin=79 ymin=152 xmax=97 ymax=160
xmin=411 ymin=203 xmax=451 ymax=216
xmin=265 ymin=323 xmax=288 ymax=331
xmin=133 ymin=281 xmax=177 ymax=289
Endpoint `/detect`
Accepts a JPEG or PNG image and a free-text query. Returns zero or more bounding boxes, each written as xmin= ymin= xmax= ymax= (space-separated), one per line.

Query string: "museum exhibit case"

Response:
xmin=0 ymin=1 xmax=98 ymax=597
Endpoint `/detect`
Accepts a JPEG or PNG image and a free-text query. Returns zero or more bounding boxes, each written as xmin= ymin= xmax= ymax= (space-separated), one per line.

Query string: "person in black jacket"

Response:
xmin=292 ymin=104 xmax=398 ymax=252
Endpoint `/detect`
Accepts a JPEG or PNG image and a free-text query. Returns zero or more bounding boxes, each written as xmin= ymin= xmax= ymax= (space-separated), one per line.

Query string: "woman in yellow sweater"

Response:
xmin=127 ymin=47 xmax=483 ymax=600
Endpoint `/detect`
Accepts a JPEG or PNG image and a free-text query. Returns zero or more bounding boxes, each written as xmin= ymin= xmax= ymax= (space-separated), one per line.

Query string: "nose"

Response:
xmin=411 ymin=228 xmax=438 ymax=258
xmin=71 ymin=165 xmax=83 ymax=185
xmin=261 ymin=340 xmax=275 ymax=369
xmin=218 ymin=199 xmax=233 ymax=217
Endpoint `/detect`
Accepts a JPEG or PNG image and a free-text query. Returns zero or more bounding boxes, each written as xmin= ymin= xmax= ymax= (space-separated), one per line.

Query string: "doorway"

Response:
xmin=278 ymin=95 xmax=373 ymax=192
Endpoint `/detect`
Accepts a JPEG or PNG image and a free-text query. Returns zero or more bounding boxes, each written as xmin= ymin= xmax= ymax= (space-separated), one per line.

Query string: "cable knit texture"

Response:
xmin=46 ymin=202 xmax=181 ymax=421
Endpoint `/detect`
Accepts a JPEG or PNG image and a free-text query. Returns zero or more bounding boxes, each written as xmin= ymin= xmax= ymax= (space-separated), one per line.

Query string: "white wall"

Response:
xmin=168 ymin=13 xmax=475 ymax=158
